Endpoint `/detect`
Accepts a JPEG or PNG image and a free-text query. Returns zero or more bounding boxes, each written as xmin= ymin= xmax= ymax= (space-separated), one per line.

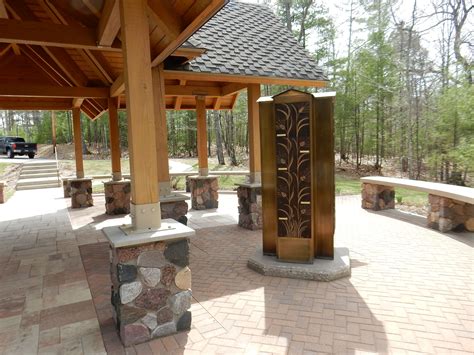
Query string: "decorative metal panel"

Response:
xmin=275 ymin=101 xmax=311 ymax=239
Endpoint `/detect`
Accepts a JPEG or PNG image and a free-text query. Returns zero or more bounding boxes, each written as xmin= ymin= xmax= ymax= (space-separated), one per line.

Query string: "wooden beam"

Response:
xmin=165 ymin=85 xmax=221 ymax=96
xmin=163 ymin=70 xmax=329 ymax=88
xmin=72 ymin=98 xmax=84 ymax=108
xmin=72 ymin=107 xmax=84 ymax=178
xmin=151 ymin=0 xmax=226 ymax=66
xmin=0 ymin=83 xmax=109 ymax=98
xmin=43 ymin=47 xmax=88 ymax=86
xmin=108 ymin=97 xmax=122 ymax=181
xmin=110 ymin=73 xmax=124 ymax=97
xmin=213 ymin=97 xmax=222 ymax=110
xmin=195 ymin=95 xmax=208 ymax=176
xmin=247 ymin=84 xmax=261 ymax=183
xmin=152 ymin=64 xmax=171 ymax=196
xmin=0 ymin=1 xmax=7 ymax=18
xmin=79 ymin=50 xmax=114 ymax=84
xmin=21 ymin=45 xmax=70 ymax=86
xmin=0 ymin=99 xmax=71 ymax=110
xmin=147 ymin=1 xmax=181 ymax=39
xmin=0 ymin=18 xmax=121 ymax=51
xmin=221 ymin=83 xmax=247 ymax=96
xmin=97 ymin=0 xmax=120 ymax=46
xmin=174 ymin=96 xmax=182 ymax=110
xmin=120 ymin=0 xmax=160 ymax=229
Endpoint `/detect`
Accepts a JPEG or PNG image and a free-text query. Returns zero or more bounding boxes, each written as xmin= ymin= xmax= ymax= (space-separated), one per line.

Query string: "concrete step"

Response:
xmin=21 ymin=168 xmax=58 ymax=175
xmin=16 ymin=183 xmax=60 ymax=191
xmin=22 ymin=163 xmax=57 ymax=168
xmin=16 ymin=177 xmax=60 ymax=188
xmin=19 ymin=172 xmax=58 ymax=180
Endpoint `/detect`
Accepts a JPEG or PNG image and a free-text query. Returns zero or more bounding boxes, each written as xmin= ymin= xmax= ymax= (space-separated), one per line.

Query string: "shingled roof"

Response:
xmin=169 ymin=0 xmax=328 ymax=83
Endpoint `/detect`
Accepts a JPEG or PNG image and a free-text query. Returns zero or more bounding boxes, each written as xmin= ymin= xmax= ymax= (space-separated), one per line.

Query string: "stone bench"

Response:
xmin=361 ymin=176 xmax=474 ymax=233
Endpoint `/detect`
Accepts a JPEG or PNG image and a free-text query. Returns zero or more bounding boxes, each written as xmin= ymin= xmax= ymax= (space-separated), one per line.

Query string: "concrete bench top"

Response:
xmin=360 ymin=176 xmax=474 ymax=204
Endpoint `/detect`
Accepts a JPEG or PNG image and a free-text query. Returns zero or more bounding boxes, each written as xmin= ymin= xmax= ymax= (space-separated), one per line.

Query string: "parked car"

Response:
xmin=0 ymin=136 xmax=37 ymax=159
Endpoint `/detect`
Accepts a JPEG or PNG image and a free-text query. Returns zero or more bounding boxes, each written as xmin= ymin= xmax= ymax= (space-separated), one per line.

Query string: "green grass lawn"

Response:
xmin=59 ymin=158 xmax=428 ymax=206
xmin=0 ymin=163 xmax=10 ymax=176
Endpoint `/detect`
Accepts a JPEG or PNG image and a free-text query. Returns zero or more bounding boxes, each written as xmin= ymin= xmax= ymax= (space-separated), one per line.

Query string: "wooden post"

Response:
xmin=108 ymin=97 xmax=122 ymax=181
xmin=195 ymin=96 xmax=208 ymax=176
xmin=120 ymin=0 xmax=161 ymax=230
xmin=247 ymin=84 xmax=261 ymax=183
xmin=152 ymin=64 xmax=171 ymax=196
xmin=72 ymin=107 xmax=84 ymax=178
xmin=51 ymin=111 xmax=57 ymax=154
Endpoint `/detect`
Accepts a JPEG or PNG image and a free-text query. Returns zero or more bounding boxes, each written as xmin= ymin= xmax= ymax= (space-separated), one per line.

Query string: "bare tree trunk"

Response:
xmin=213 ymin=111 xmax=225 ymax=165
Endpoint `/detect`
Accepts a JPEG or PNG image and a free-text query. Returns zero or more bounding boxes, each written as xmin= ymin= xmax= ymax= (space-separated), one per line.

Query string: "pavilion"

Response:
xmin=0 ymin=0 xmax=328 ymax=344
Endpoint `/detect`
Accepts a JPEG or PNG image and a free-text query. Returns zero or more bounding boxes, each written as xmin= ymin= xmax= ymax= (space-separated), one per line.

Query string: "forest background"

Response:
xmin=0 ymin=0 xmax=472 ymax=185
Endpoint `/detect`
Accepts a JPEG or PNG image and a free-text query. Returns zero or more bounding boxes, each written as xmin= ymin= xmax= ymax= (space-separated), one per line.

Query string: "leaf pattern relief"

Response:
xmin=275 ymin=101 xmax=311 ymax=239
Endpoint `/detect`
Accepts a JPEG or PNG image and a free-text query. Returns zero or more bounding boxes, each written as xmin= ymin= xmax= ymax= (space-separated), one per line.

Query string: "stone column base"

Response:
xmin=188 ymin=176 xmax=218 ymax=210
xmin=104 ymin=180 xmax=131 ymax=215
xmin=361 ymin=183 xmax=395 ymax=210
xmin=62 ymin=178 xmax=71 ymax=198
xmin=161 ymin=194 xmax=189 ymax=225
xmin=70 ymin=178 xmax=93 ymax=208
xmin=237 ymin=183 xmax=262 ymax=230
xmin=428 ymin=194 xmax=474 ymax=232
xmin=103 ymin=221 xmax=194 ymax=347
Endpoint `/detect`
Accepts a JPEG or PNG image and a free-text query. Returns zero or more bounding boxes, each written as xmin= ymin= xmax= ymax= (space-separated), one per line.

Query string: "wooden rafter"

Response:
xmin=147 ymin=1 xmax=181 ymax=40
xmin=97 ymin=0 xmax=120 ymax=47
xmin=43 ymin=47 xmax=88 ymax=86
xmin=150 ymin=0 xmax=226 ymax=66
xmin=21 ymin=45 xmax=70 ymax=86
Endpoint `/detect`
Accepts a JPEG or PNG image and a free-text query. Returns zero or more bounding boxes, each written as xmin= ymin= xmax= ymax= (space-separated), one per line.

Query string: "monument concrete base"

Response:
xmin=248 ymin=247 xmax=351 ymax=281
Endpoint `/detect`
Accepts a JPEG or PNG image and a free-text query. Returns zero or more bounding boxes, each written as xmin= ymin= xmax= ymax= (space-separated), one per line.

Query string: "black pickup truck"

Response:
xmin=0 ymin=136 xmax=37 ymax=159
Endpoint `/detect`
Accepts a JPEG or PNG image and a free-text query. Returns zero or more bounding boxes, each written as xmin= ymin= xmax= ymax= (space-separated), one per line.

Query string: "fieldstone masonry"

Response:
xmin=361 ymin=183 xmax=395 ymax=210
xmin=110 ymin=238 xmax=192 ymax=346
xmin=62 ymin=178 xmax=71 ymax=198
xmin=237 ymin=184 xmax=262 ymax=230
xmin=104 ymin=180 xmax=131 ymax=215
xmin=427 ymin=194 xmax=474 ymax=232
xmin=161 ymin=197 xmax=189 ymax=225
xmin=70 ymin=178 xmax=93 ymax=208
xmin=189 ymin=176 xmax=219 ymax=210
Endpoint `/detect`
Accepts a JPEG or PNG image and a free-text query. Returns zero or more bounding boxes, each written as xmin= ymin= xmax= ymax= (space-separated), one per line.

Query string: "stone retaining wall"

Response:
xmin=110 ymin=238 xmax=192 ymax=346
xmin=0 ymin=182 xmax=4 ymax=204
xmin=70 ymin=178 xmax=93 ymax=208
xmin=189 ymin=176 xmax=218 ymax=210
xmin=104 ymin=181 xmax=131 ymax=215
xmin=428 ymin=194 xmax=474 ymax=232
xmin=361 ymin=183 xmax=395 ymax=211
xmin=237 ymin=185 xmax=262 ymax=230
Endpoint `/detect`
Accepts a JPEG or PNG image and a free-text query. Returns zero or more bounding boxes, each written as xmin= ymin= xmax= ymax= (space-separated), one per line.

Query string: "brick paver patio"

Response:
xmin=0 ymin=188 xmax=472 ymax=354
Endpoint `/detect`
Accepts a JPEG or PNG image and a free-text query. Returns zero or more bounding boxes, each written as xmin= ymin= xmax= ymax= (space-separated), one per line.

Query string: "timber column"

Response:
xmin=102 ymin=0 xmax=195 ymax=347
xmin=237 ymin=84 xmax=262 ymax=230
xmin=69 ymin=107 xmax=93 ymax=208
xmin=120 ymin=0 xmax=160 ymax=230
xmin=189 ymin=96 xmax=219 ymax=210
xmin=104 ymin=97 xmax=131 ymax=215
xmin=152 ymin=65 xmax=189 ymax=224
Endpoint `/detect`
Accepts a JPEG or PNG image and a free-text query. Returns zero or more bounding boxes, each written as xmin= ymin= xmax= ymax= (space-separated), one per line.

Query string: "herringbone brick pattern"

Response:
xmin=0 ymin=189 xmax=472 ymax=354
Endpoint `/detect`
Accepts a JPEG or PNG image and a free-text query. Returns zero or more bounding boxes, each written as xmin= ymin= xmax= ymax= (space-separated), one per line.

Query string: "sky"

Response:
xmin=238 ymin=0 xmax=473 ymax=66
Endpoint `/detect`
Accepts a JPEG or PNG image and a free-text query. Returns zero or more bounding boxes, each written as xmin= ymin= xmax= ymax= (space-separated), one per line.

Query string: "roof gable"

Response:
xmin=170 ymin=1 xmax=327 ymax=83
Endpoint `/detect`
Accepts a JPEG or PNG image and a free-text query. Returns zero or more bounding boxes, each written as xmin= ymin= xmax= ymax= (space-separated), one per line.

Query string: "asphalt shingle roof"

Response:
xmin=170 ymin=1 xmax=328 ymax=82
